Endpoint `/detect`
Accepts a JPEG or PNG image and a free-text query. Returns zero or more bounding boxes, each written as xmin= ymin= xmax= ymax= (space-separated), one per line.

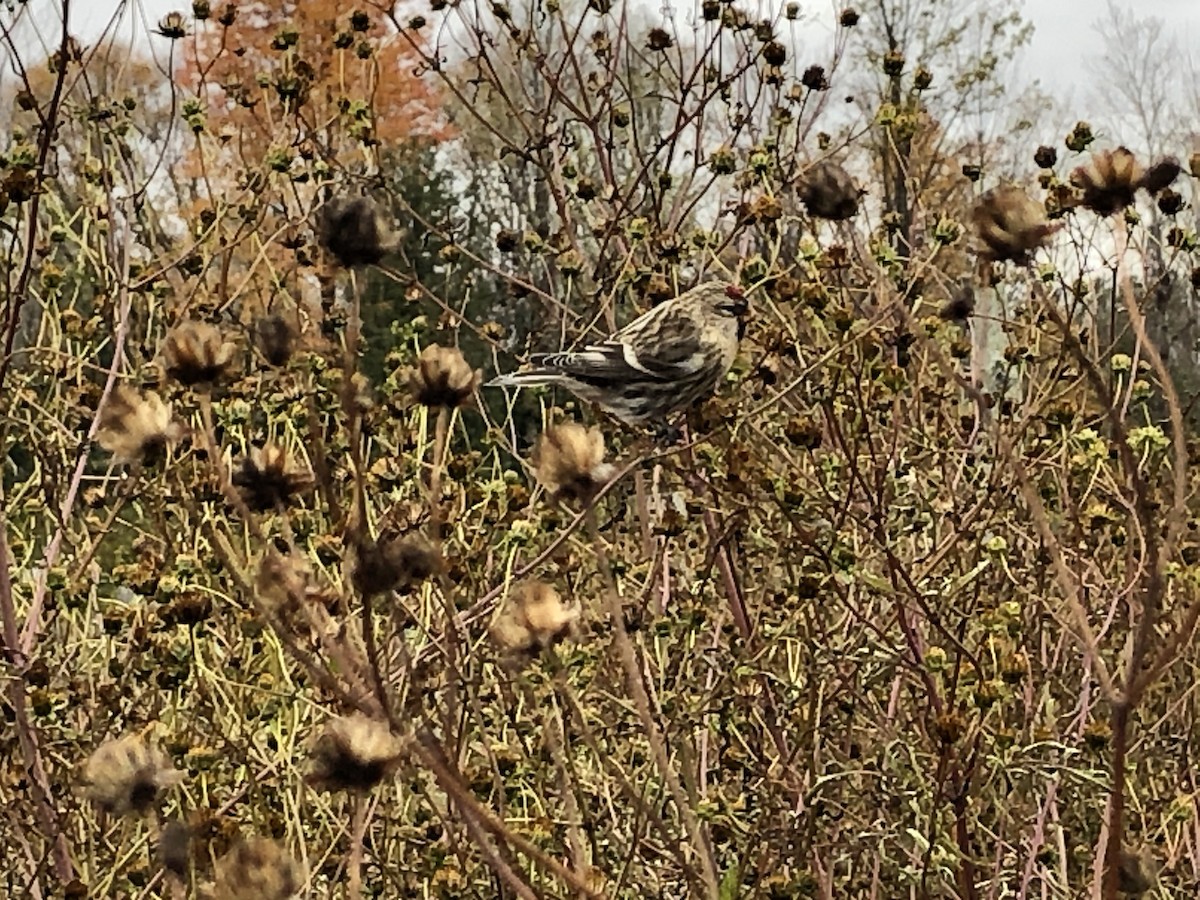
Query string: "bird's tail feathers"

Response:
xmin=485 ymin=370 xmax=564 ymax=389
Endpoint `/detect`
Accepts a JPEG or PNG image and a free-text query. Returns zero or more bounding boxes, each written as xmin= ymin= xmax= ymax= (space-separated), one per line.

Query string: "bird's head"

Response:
xmin=698 ymin=281 xmax=750 ymax=320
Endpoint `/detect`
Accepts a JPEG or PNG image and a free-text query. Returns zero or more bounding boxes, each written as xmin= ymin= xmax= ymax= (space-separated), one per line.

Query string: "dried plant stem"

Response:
xmin=412 ymin=730 xmax=606 ymax=898
xmin=428 ymin=406 xmax=450 ymax=539
xmin=0 ymin=522 xmax=72 ymax=884
xmin=347 ymin=797 xmax=370 ymax=900
xmin=583 ymin=507 xmax=720 ymax=900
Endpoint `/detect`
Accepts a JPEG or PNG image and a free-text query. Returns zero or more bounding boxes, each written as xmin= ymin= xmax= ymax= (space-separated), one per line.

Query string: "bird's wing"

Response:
xmin=531 ymin=304 xmax=706 ymax=383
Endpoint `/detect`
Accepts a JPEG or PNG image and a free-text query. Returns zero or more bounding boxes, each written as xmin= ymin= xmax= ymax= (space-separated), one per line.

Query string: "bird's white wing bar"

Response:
xmin=618 ymin=342 xmax=657 ymax=376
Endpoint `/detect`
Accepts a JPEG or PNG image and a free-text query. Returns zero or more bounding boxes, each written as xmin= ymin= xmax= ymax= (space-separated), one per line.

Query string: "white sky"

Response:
xmin=56 ymin=0 xmax=1200 ymax=124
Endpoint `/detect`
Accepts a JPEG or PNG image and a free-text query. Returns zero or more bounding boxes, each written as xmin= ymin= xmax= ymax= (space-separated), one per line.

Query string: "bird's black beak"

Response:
xmin=721 ymin=284 xmax=750 ymax=318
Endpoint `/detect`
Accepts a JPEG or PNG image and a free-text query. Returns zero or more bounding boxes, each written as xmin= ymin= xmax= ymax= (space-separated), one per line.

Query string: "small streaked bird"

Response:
xmin=487 ymin=280 xmax=749 ymax=425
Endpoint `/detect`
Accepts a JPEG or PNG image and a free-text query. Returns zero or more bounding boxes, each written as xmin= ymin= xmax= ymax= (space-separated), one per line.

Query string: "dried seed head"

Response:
xmin=350 ymin=532 xmax=444 ymax=596
xmin=318 ymin=196 xmax=399 ymax=268
xmin=81 ymin=734 xmax=183 ymax=817
xmin=97 ymin=387 xmax=184 ymax=464
xmin=532 ymin=422 xmax=615 ymax=502
xmin=1117 ymin=846 xmax=1157 ymax=896
xmin=163 ymin=320 xmax=236 ymax=387
xmin=254 ymin=314 xmax=295 ymax=367
xmin=971 ymin=185 xmax=1061 ymax=263
xmin=1069 ymin=147 xmax=1144 ymax=215
xmin=405 ymin=344 xmax=480 ymax=408
xmin=491 ymin=580 xmax=579 ymax=656
xmin=232 ymin=444 xmax=314 ymax=512
xmin=159 ymin=819 xmax=191 ymax=879
xmin=797 ymin=161 xmax=859 ymax=220
xmin=256 ymin=549 xmax=310 ymax=619
xmin=212 ymin=838 xmax=304 ymax=900
xmin=1140 ymin=157 xmax=1181 ymax=194
xmin=307 ymin=715 xmax=406 ymax=792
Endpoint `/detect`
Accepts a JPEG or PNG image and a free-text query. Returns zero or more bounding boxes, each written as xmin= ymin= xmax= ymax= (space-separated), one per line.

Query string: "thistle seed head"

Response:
xmin=404 ymin=344 xmax=480 ymax=408
xmin=971 ymin=184 xmax=1060 ymax=263
xmin=1069 ymin=147 xmax=1143 ymax=215
xmin=307 ymin=715 xmax=406 ymax=792
xmin=318 ymin=196 xmax=399 ymax=268
xmin=96 ymin=387 xmax=184 ymax=464
xmin=81 ymin=733 xmax=182 ymax=817
xmin=254 ymin=314 xmax=295 ymax=367
xmin=532 ymin=422 xmax=615 ymax=502
xmin=212 ymin=837 xmax=304 ymax=900
xmin=490 ymin=580 xmax=580 ymax=656
xmin=797 ymin=161 xmax=859 ymax=220
xmin=232 ymin=444 xmax=314 ymax=512
xmin=350 ymin=532 xmax=444 ymax=596
xmin=162 ymin=320 xmax=236 ymax=387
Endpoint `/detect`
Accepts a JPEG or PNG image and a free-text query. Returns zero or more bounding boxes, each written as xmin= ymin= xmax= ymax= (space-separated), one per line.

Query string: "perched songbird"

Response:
xmin=488 ymin=280 xmax=749 ymax=425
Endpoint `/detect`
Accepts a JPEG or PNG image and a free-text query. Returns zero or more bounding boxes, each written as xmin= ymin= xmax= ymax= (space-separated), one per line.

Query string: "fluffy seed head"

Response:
xmin=163 ymin=320 xmax=236 ymax=387
xmin=81 ymin=733 xmax=182 ymax=817
xmin=212 ymin=837 xmax=304 ymax=900
xmin=232 ymin=444 xmax=314 ymax=512
xmin=491 ymin=580 xmax=580 ymax=656
xmin=97 ymin=387 xmax=183 ymax=464
xmin=254 ymin=314 xmax=295 ymax=367
xmin=307 ymin=715 xmax=406 ymax=792
xmin=318 ymin=196 xmax=399 ymax=268
xmin=532 ymin=422 xmax=615 ymax=501
xmin=798 ymin=161 xmax=859 ymax=220
xmin=256 ymin=549 xmax=310 ymax=619
xmin=1070 ymin=147 xmax=1144 ymax=215
xmin=405 ymin=344 xmax=480 ymax=408
xmin=350 ymin=532 xmax=444 ymax=596
xmin=971 ymin=185 xmax=1060 ymax=262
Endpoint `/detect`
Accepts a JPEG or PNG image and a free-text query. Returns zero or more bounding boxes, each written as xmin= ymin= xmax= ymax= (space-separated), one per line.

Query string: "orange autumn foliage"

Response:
xmin=176 ymin=1 xmax=450 ymax=163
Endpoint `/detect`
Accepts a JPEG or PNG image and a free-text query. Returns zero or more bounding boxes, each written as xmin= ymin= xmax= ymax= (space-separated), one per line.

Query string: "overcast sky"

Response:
xmin=64 ymin=0 xmax=1200 ymax=122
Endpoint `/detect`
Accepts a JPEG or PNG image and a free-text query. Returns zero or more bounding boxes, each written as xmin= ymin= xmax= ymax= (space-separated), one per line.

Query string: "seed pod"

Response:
xmin=532 ymin=422 xmax=615 ymax=502
xmin=1069 ymin=147 xmax=1143 ymax=215
xmin=81 ymin=734 xmax=182 ymax=817
xmin=318 ymin=196 xmax=400 ymax=267
xmin=797 ymin=161 xmax=859 ymax=220
xmin=212 ymin=838 xmax=304 ymax=900
xmin=491 ymin=580 xmax=580 ymax=656
xmin=404 ymin=344 xmax=480 ymax=408
xmin=307 ymin=715 xmax=406 ymax=792
xmin=971 ymin=185 xmax=1060 ymax=262
xmin=162 ymin=320 xmax=236 ymax=387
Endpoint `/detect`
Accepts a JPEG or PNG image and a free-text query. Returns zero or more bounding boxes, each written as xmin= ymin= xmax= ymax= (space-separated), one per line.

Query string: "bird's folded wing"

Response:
xmin=533 ymin=328 xmax=706 ymax=382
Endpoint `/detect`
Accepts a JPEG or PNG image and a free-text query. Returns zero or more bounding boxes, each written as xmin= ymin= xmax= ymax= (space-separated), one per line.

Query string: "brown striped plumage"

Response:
xmin=487 ymin=281 xmax=748 ymax=425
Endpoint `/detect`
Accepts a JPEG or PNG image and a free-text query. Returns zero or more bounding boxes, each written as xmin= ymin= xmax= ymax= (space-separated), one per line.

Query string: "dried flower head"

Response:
xmin=82 ymin=733 xmax=183 ymax=817
xmin=532 ymin=422 xmax=616 ymax=502
xmin=318 ymin=196 xmax=400 ymax=268
xmin=971 ymin=185 xmax=1060 ymax=263
xmin=256 ymin=548 xmax=310 ymax=619
xmin=351 ymin=532 xmax=444 ymax=596
xmin=254 ymin=314 xmax=295 ymax=367
xmin=232 ymin=444 xmax=314 ymax=512
xmin=307 ymin=715 xmax=406 ymax=792
xmin=1141 ymin=157 xmax=1182 ymax=194
xmin=159 ymin=819 xmax=191 ymax=879
xmin=163 ymin=320 xmax=236 ymax=387
xmin=157 ymin=12 xmax=188 ymax=39
xmin=212 ymin=838 xmax=304 ymax=900
xmin=798 ymin=161 xmax=859 ymax=220
xmin=1069 ymin=147 xmax=1148 ymax=215
xmin=97 ymin=386 xmax=184 ymax=464
xmin=491 ymin=580 xmax=580 ymax=656
xmin=405 ymin=344 xmax=480 ymax=408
